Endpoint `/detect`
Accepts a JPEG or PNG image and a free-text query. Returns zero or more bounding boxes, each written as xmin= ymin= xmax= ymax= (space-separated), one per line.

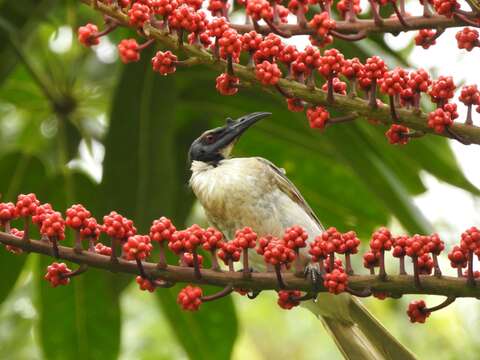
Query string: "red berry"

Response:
xmin=254 ymin=33 xmax=284 ymax=63
xmin=380 ymin=67 xmax=409 ymax=96
xmin=45 ymin=262 xmax=71 ymax=287
xmin=241 ymin=31 xmax=263 ymax=54
xmin=136 ymin=276 xmax=156 ymax=292
xmin=288 ymin=0 xmax=308 ymax=14
xmin=342 ymin=231 xmax=360 ymax=254
xmin=363 ymin=251 xmax=380 ymax=269
xmin=6 ymin=228 xmax=24 ymax=254
xmin=407 ymin=299 xmax=430 ymax=323
xmin=323 ymin=268 xmax=348 ymax=294
xmin=80 ymin=217 xmax=101 ymax=241
xmin=207 ymin=17 xmax=230 ymax=39
xmin=460 ymin=226 xmax=480 ymax=254
xmin=263 ymin=240 xmax=296 ymax=266
xmin=255 ymin=61 xmax=282 ymax=85
xmin=309 ymin=235 xmax=329 ymax=262
xmin=406 ymin=234 xmax=428 ymax=258
xmin=150 ymin=217 xmax=176 ymax=243
xmin=340 ymin=57 xmax=363 ymax=80
xmin=218 ymin=28 xmax=242 ymax=61
xmin=370 ymin=227 xmax=393 ymax=252
xmin=319 ymin=227 xmax=345 ymax=254
xmin=218 ymin=241 xmax=241 ymax=265
xmin=152 ymin=51 xmax=177 ymax=75
xmin=386 ymin=124 xmax=410 ymax=145
xmin=324 ymin=257 xmax=344 ymax=273
xmin=417 ymin=253 xmax=434 ymax=275
xmin=337 ymin=0 xmax=361 ymax=18
xmin=40 ymin=211 xmax=65 ymax=240
xmin=0 ymin=202 xmax=17 ymax=226
xmin=177 ymin=285 xmax=203 ymax=311
xmin=291 ymin=46 xmax=321 ymax=77
xmin=208 ymin=0 xmax=228 ymax=15
xmin=306 ymin=106 xmax=329 ymax=130
xmin=15 ymin=193 xmax=40 ymax=218
xmin=278 ymin=45 xmax=299 ymax=66
xmin=308 ymin=12 xmax=336 ymax=39
xmin=66 ymin=204 xmax=91 ymax=230
xmin=170 ymin=225 xmax=205 ymax=255
xmin=425 ymin=233 xmax=444 ymax=255
xmin=414 ymin=29 xmax=436 ymax=49
xmin=429 ymin=75 xmax=455 ymax=105
xmin=169 ymin=5 xmax=208 ymax=34
xmin=118 ymin=39 xmax=140 ymax=64
xmin=152 ymin=0 xmax=179 ymax=17
xmin=78 ymin=23 xmax=99 ymax=47
xmin=407 ymin=68 xmax=431 ymax=95
xmin=32 ymin=203 xmax=54 ymax=227
xmin=123 ymin=234 xmax=153 ymax=261
xmin=179 ymin=0 xmax=203 ymax=10
xmin=102 ymin=211 xmax=137 ymax=239
xmin=364 ymin=56 xmax=387 ymax=80
xmin=95 ymin=242 xmax=113 ymax=256
xmin=318 ymin=48 xmax=345 ymax=78
xmin=233 ymin=227 xmax=257 ymax=249
xmin=456 ymin=27 xmax=479 ymax=51
xmin=277 ymin=290 xmax=302 ymax=309
xmin=283 ymin=225 xmax=308 ymax=250
xmin=181 ymin=252 xmax=204 ymax=267
xmin=448 ymin=245 xmax=467 ymax=269
xmin=128 ymin=2 xmax=151 ymax=27
xmin=202 ymin=227 xmax=224 ymax=251
xmin=246 ymin=0 xmax=274 ymax=22
xmin=321 ymin=77 xmax=347 ymax=95
xmin=459 ymin=85 xmax=480 ymax=106
xmin=256 ymin=235 xmax=275 ymax=255
xmin=433 ymin=0 xmax=459 ymax=17
xmin=427 ymin=108 xmax=453 ymax=134
xmin=392 ymin=235 xmax=408 ymax=257
xmin=286 ymin=98 xmax=304 ymax=112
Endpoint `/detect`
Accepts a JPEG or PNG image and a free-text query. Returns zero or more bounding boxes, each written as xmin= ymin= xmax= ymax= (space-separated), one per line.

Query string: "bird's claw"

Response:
xmin=304 ymin=263 xmax=323 ymax=300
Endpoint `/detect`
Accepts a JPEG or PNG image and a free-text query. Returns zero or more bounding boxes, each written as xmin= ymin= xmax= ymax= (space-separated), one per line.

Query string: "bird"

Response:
xmin=188 ymin=112 xmax=416 ymax=360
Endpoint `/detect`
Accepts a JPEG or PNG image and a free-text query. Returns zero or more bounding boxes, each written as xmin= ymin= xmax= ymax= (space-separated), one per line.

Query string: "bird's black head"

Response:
xmin=189 ymin=112 xmax=271 ymax=165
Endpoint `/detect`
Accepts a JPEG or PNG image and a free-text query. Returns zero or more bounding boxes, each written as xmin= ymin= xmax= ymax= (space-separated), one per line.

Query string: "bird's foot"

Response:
xmin=304 ymin=263 xmax=323 ymax=299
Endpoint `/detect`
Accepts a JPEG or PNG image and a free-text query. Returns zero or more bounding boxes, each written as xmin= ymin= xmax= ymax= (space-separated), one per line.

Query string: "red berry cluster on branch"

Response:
xmin=76 ymin=0 xmax=480 ymax=147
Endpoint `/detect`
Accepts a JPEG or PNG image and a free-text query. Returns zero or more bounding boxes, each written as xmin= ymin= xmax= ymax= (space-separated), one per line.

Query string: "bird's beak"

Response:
xmin=222 ymin=112 xmax=271 ymax=144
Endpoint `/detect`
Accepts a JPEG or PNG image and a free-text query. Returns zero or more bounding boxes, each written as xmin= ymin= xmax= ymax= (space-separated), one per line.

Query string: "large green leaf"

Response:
xmin=0 ymin=0 xmax=57 ymax=84
xmin=0 ymin=152 xmax=46 ymax=304
xmin=36 ymin=172 xmax=121 ymax=360
xmin=101 ymin=53 xmax=238 ymax=360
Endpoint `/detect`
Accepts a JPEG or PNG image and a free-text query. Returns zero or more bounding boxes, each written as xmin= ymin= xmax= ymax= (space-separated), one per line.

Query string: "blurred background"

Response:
xmin=1 ymin=0 xmax=480 ymax=359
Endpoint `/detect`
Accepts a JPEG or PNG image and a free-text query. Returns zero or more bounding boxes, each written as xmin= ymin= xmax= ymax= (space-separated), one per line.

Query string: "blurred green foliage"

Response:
xmin=0 ymin=1 xmax=479 ymax=359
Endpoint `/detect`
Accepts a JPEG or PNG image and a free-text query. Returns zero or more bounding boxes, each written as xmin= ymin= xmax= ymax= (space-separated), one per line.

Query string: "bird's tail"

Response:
xmin=302 ymin=294 xmax=417 ymax=360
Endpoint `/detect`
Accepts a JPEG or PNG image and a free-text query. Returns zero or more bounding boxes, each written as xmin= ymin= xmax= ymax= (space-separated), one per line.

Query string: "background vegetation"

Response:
xmin=0 ymin=0 xmax=479 ymax=359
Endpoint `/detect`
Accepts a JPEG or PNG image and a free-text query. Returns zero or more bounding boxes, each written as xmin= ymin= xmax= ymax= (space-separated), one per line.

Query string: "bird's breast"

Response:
xmin=190 ymin=159 xmax=284 ymax=239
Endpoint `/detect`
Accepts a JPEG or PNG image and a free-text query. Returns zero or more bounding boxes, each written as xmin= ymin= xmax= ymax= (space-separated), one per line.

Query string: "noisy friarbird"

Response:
xmin=189 ymin=112 xmax=416 ymax=360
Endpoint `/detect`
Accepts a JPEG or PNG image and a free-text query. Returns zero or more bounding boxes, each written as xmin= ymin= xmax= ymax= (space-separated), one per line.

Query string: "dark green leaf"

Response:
xmin=0 ymin=152 xmax=46 ymax=304
xmin=36 ymin=172 xmax=120 ymax=360
xmin=0 ymin=0 xmax=57 ymax=84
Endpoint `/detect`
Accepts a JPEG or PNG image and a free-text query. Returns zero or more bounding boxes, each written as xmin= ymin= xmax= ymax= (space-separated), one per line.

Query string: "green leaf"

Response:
xmin=0 ymin=152 xmax=46 ymax=304
xmin=0 ymin=0 xmax=57 ymax=84
xmin=102 ymin=53 xmax=238 ymax=359
xmin=36 ymin=172 xmax=120 ymax=360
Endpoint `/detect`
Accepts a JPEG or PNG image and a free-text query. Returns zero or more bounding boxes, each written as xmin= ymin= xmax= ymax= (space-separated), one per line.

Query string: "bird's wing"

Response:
xmin=256 ymin=157 xmax=325 ymax=231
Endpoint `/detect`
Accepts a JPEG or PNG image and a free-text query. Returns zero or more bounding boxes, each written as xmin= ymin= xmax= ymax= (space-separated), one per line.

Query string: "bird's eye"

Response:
xmin=204 ymin=134 xmax=215 ymax=144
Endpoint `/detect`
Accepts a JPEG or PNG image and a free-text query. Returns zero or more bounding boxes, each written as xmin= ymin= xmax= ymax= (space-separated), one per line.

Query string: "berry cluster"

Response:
xmin=77 ymin=0 xmax=480 ymax=147
xmin=3 ymin=193 xmax=480 ymax=321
